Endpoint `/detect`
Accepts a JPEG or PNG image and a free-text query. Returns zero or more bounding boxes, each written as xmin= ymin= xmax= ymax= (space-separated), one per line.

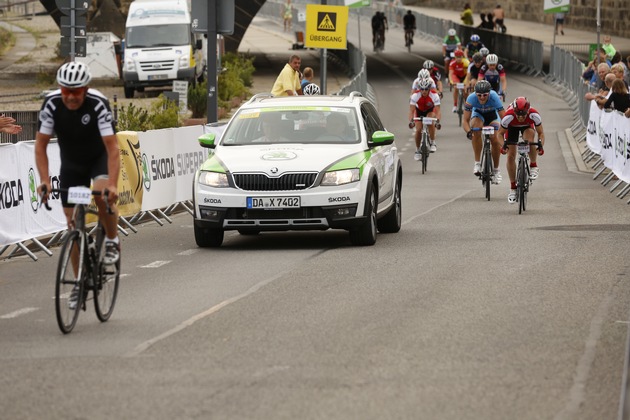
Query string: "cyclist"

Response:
xmin=35 ymin=62 xmax=120 ymax=265
xmin=409 ymin=78 xmax=442 ymax=155
xmin=423 ymin=60 xmax=444 ymax=98
xmin=497 ymin=97 xmax=545 ymax=203
xmin=464 ymin=34 xmax=486 ymax=60
xmin=448 ymin=49 xmax=469 ymax=113
xmin=462 ymin=80 xmax=506 ymax=182
xmin=464 ymin=52 xmax=484 ymax=93
xmin=403 ymin=10 xmax=416 ymax=47
xmin=478 ymin=53 xmax=507 ymax=100
xmin=479 ymin=47 xmax=490 ymax=62
xmin=442 ymin=28 xmax=461 ymax=76
xmin=371 ymin=11 xmax=385 ymax=51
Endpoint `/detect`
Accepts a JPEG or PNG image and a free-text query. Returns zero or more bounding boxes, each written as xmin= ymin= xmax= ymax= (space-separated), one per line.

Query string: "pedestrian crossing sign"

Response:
xmin=305 ymin=4 xmax=349 ymax=49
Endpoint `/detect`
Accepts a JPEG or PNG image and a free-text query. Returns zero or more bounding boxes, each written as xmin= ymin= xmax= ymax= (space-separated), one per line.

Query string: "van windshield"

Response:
xmin=126 ymin=24 xmax=190 ymax=48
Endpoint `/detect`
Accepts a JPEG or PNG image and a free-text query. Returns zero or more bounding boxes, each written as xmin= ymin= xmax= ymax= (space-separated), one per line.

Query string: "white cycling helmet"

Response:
xmin=418 ymin=78 xmax=432 ymax=90
xmin=418 ymin=69 xmax=431 ymax=79
xmin=486 ymin=54 xmax=499 ymax=65
xmin=57 ymin=61 xmax=92 ymax=88
xmin=302 ymin=83 xmax=321 ymax=95
xmin=447 ymin=28 xmax=456 ymax=37
xmin=479 ymin=47 xmax=490 ymax=57
xmin=423 ymin=60 xmax=434 ymax=70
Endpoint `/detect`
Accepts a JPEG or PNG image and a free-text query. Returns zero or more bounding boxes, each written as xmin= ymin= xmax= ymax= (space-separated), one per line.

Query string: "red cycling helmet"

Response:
xmin=454 ymin=50 xmax=465 ymax=58
xmin=512 ymin=97 xmax=530 ymax=116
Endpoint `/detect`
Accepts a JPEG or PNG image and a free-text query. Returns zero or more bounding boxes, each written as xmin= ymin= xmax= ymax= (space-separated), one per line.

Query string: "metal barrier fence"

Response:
xmin=0 ymin=110 xmax=38 ymax=144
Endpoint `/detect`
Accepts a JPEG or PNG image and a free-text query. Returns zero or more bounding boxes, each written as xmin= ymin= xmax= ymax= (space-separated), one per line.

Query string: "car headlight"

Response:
xmin=321 ymin=169 xmax=360 ymax=186
xmin=199 ymin=171 xmax=229 ymax=187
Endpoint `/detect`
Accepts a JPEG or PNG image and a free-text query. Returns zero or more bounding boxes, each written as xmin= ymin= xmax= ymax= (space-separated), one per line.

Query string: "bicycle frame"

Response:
xmin=414 ymin=116 xmax=436 ymax=174
xmin=472 ymin=126 xmax=495 ymax=200
xmin=456 ymin=82 xmax=465 ymax=126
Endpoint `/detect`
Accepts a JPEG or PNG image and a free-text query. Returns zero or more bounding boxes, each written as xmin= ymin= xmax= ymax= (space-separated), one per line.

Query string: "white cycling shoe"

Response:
xmin=492 ymin=171 xmax=502 ymax=185
xmin=508 ymin=189 xmax=517 ymax=204
xmin=530 ymin=167 xmax=539 ymax=180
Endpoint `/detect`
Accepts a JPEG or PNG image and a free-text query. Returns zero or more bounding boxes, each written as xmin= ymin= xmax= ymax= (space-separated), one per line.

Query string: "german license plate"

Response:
xmin=148 ymin=74 xmax=168 ymax=80
xmin=247 ymin=196 xmax=300 ymax=209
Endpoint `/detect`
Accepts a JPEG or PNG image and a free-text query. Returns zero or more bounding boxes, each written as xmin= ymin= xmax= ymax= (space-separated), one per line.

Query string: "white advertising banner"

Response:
xmin=587 ymin=106 xmax=630 ymax=183
xmin=586 ymin=101 xmax=601 ymax=154
xmin=139 ymin=129 xmax=178 ymax=211
xmin=173 ymin=125 xmax=205 ymax=203
xmin=0 ymin=141 xmax=65 ymax=247
xmin=15 ymin=141 xmax=66 ymax=238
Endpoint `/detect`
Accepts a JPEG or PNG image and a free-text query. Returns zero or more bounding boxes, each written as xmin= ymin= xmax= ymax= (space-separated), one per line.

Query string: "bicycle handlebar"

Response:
xmin=39 ymin=186 xmax=113 ymax=214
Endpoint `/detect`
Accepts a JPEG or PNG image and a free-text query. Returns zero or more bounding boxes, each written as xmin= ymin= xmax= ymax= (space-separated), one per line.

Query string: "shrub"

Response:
xmin=115 ymin=95 xmax=180 ymax=131
xmin=150 ymin=95 xmax=180 ymax=129
xmin=222 ymin=52 xmax=255 ymax=88
xmin=116 ymin=102 xmax=152 ymax=132
xmin=188 ymin=80 xmax=207 ymax=118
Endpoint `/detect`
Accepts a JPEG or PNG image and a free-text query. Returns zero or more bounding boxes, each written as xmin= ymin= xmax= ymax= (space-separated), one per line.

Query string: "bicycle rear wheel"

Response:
xmin=94 ymin=230 xmax=120 ymax=322
xmin=55 ymin=230 xmax=85 ymax=334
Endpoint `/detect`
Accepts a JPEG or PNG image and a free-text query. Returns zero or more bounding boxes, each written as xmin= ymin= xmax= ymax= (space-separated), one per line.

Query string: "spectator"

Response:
xmin=271 ymin=55 xmax=302 ymax=96
xmin=493 ymin=4 xmax=505 ymax=33
xmin=610 ymin=63 xmax=629 ymax=89
xmin=301 ymin=67 xmax=314 ymax=90
xmin=282 ymin=0 xmax=292 ymax=32
xmin=554 ymin=12 xmax=565 ymax=35
xmin=585 ymin=73 xmax=615 ymax=107
xmin=477 ymin=13 xmax=487 ymax=29
xmin=485 ymin=13 xmax=495 ymax=31
xmin=626 ymin=55 xmax=630 ymax=86
xmin=602 ymin=35 xmax=616 ymax=61
xmin=611 ymin=52 xmax=629 ymax=85
xmin=582 ymin=50 xmax=611 ymax=86
xmin=460 ymin=3 xmax=474 ymax=26
xmin=603 ymin=79 xmax=630 ymax=113
xmin=0 ymin=114 xmax=22 ymax=135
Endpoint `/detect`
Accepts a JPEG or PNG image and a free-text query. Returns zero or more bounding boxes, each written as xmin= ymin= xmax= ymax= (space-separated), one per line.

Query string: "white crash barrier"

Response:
xmin=0 ymin=125 xmax=208 ymax=261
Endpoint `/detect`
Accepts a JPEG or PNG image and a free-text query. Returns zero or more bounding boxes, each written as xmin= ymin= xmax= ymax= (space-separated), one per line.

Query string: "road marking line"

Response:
xmin=139 ymin=261 xmax=171 ymax=268
xmin=1 ymin=307 xmax=38 ymax=319
xmin=125 ymin=268 xmax=294 ymax=358
xmin=177 ymin=249 xmax=199 ymax=256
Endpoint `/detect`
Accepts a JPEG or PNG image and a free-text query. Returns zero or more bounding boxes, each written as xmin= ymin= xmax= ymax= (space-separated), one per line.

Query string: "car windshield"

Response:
xmin=125 ymin=24 xmax=190 ymax=48
xmin=220 ymin=107 xmax=360 ymax=145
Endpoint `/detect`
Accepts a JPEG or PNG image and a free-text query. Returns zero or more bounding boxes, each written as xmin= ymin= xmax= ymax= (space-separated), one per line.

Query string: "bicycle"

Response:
xmin=41 ymin=186 xmax=121 ymax=334
xmin=455 ymin=82 xmax=465 ymax=126
xmin=412 ymin=116 xmax=439 ymax=174
xmin=373 ymin=31 xmax=384 ymax=52
xmin=471 ymin=126 xmax=495 ymax=201
xmin=504 ymin=138 xmax=543 ymax=214
xmin=404 ymin=28 xmax=414 ymax=52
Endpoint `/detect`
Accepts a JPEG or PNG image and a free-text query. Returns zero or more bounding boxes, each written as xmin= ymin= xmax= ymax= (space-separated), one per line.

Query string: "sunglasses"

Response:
xmin=515 ymin=111 xmax=527 ymax=117
xmin=419 ymin=87 xmax=430 ymax=91
xmin=476 ymin=93 xmax=489 ymax=97
xmin=60 ymin=87 xmax=86 ymax=96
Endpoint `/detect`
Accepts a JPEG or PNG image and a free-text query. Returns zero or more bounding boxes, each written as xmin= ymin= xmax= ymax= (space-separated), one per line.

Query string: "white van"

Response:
xmin=122 ymin=0 xmax=205 ymax=98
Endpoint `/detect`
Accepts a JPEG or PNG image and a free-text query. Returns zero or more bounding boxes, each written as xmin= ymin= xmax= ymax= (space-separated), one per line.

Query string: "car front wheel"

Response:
xmin=377 ymin=176 xmax=401 ymax=233
xmin=349 ymin=185 xmax=377 ymax=246
xmin=194 ymin=224 xmax=224 ymax=247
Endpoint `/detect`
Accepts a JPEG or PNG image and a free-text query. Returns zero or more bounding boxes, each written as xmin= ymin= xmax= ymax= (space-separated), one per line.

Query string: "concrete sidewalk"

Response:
xmin=0 ymin=20 xmax=36 ymax=70
xmin=402 ymin=5 xmax=630 ymax=58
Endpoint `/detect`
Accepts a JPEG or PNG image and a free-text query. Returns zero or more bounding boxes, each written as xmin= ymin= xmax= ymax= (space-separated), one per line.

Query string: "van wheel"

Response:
xmin=124 ymin=86 xmax=134 ymax=99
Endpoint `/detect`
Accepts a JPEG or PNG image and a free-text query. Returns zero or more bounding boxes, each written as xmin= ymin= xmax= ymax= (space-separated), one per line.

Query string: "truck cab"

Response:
xmin=122 ymin=0 xmax=205 ymax=99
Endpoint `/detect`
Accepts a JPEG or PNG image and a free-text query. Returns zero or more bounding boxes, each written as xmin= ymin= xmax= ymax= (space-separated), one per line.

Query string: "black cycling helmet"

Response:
xmin=472 ymin=52 xmax=483 ymax=63
xmin=474 ymin=80 xmax=492 ymax=94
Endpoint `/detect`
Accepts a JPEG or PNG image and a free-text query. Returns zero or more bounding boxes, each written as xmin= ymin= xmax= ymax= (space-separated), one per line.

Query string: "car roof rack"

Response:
xmin=348 ymin=91 xmax=363 ymax=101
xmin=246 ymin=93 xmax=275 ymax=104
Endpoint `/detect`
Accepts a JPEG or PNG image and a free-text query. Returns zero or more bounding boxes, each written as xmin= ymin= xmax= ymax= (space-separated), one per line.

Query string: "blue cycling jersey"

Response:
xmin=464 ymin=91 xmax=504 ymax=113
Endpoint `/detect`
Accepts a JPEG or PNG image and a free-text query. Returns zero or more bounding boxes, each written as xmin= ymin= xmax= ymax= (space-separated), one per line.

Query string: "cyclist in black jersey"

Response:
xmin=464 ymin=52 xmax=484 ymax=93
xmin=35 ymin=62 xmax=121 ymax=265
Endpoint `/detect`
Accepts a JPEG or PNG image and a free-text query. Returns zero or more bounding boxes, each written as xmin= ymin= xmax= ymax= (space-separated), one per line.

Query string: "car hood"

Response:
xmin=205 ymin=144 xmax=368 ymax=175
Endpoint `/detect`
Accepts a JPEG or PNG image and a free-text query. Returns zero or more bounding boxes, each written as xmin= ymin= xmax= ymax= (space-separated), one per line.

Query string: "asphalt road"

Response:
xmin=1 ymin=16 xmax=630 ymax=420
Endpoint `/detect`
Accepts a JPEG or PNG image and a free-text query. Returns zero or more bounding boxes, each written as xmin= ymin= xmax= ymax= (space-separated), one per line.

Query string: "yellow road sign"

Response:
xmin=305 ymin=4 xmax=349 ymax=50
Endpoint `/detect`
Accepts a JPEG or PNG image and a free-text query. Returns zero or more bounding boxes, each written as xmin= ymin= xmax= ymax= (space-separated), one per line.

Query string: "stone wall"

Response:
xmin=403 ymin=0 xmax=630 ymax=39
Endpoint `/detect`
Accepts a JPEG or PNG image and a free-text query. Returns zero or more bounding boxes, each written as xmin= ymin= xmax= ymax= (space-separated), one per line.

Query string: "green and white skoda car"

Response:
xmin=192 ymin=92 xmax=402 ymax=247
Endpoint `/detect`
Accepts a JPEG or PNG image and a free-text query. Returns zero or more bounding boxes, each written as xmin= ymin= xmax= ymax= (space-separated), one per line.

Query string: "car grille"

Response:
xmin=233 ymin=173 xmax=318 ymax=191
xmin=139 ymin=60 xmax=175 ymax=72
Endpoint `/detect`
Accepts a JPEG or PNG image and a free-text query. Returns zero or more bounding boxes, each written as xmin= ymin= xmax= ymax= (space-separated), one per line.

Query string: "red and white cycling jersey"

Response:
xmin=410 ymin=90 xmax=441 ymax=112
xmin=449 ymin=59 xmax=468 ymax=80
xmin=500 ymin=105 xmax=542 ymax=128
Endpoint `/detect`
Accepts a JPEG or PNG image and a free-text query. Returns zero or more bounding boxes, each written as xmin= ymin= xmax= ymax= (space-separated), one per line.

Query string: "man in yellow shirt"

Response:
xmin=271 ymin=55 xmax=303 ymax=96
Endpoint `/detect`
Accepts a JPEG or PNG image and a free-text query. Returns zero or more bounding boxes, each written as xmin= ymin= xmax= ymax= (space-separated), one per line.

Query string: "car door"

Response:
xmin=360 ymin=102 xmax=394 ymax=206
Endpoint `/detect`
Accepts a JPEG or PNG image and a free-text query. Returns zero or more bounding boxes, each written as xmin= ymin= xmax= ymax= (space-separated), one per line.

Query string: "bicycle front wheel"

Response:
xmin=55 ymin=230 xmax=85 ymax=334
xmin=94 ymin=234 xmax=120 ymax=322
xmin=483 ymin=142 xmax=492 ymax=201
xmin=421 ymin=133 xmax=429 ymax=174
xmin=517 ymin=159 xmax=527 ymax=214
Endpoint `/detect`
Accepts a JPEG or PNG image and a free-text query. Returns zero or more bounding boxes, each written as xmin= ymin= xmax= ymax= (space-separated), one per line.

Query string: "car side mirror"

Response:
xmin=369 ymin=130 xmax=394 ymax=147
xmin=198 ymin=133 xmax=216 ymax=149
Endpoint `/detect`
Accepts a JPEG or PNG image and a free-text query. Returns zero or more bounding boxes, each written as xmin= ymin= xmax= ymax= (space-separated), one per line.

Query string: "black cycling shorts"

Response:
xmin=415 ymin=108 xmax=434 ymax=119
xmin=504 ymin=125 xmax=534 ymax=144
xmin=59 ymin=154 xmax=108 ymax=207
